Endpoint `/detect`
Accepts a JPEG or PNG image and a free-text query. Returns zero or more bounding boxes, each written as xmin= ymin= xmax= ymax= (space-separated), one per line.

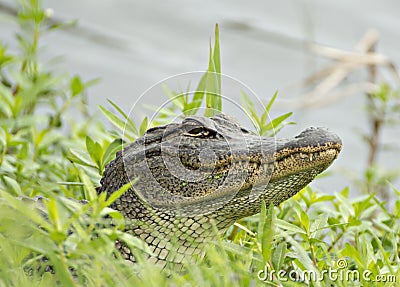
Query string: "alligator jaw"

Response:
xmin=271 ymin=132 xmax=342 ymax=183
xmin=272 ymin=147 xmax=340 ymax=181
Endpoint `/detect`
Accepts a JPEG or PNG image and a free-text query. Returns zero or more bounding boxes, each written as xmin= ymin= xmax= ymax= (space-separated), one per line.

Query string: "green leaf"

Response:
xmin=204 ymin=74 xmax=221 ymax=117
xmin=313 ymin=194 xmax=336 ymax=203
xmin=233 ymin=222 xmax=255 ymax=237
xmin=102 ymin=138 xmax=123 ymax=169
xmin=107 ymin=99 xmax=138 ymax=134
xmin=341 ymin=243 xmax=364 ymax=269
xmin=190 ymin=27 xmax=225 ymax=117
xmin=213 ymin=23 xmax=221 ymax=92
xmin=0 ymin=127 xmax=6 ymax=148
xmin=314 ymin=171 xmax=333 ymax=179
xmin=340 ymin=186 xmax=350 ymax=198
xmin=257 ymin=201 xmax=267 ymax=240
xmin=162 ymin=83 xmax=184 ymax=110
xmin=38 ymin=272 xmax=56 ymax=287
xmin=264 ymin=91 xmax=279 ymax=117
xmin=104 ymin=181 xmax=135 ymax=207
xmin=84 ymin=77 xmax=101 ymax=89
xmin=258 ymin=203 xmax=275 ymax=262
xmin=2 ymin=176 xmax=22 ymax=196
xmin=80 ymin=169 xmax=98 ymax=201
xmin=204 ymin=28 xmax=222 ymax=117
xmin=45 ymin=197 xmax=61 ymax=232
xmin=240 ymin=90 xmax=261 ymax=129
xmin=70 ymin=75 xmax=83 ymax=97
xmin=310 ymin=213 xmax=329 ymax=238
xmin=261 ymin=112 xmax=293 ymax=136
xmin=99 ymin=105 xmax=128 ymax=132
xmin=110 ymin=230 xmax=153 ymax=255
xmin=100 ymin=207 xmax=125 ymax=229
xmin=99 ymin=100 xmax=138 ymax=140
xmin=272 ymin=241 xmax=286 ymax=270
xmin=222 ymin=241 xmax=263 ymax=263
xmin=336 ymin=190 xmax=354 ymax=219
xmin=85 ymin=136 xmax=103 ymax=170
xmin=1 ymin=192 xmax=50 ymax=229
xmin=67 ymin=149 xmax=97 ymax=168
xmin=368 ymin=231 xmax=395 ymax=274
xmin=275 ymin=219 xmax=307 ymax=235
xmin=298 ymin=209 xmax=310 ymax=233
xmin=139 ymin=116 xmax=148 ymax=136
xmin=0 ymin=43 xmax=14 ymax=68
xmin=184 ymin=100 xmax=202 ymax=116
xmin=0 ymin=85 xmax=13 ymax=117
xmin=56 ymin=182 xmax=85 ymax=186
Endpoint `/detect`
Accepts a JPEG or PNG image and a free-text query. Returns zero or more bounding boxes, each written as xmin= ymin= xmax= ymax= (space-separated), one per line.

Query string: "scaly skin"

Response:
xmin=97 ymin=114 xmax=342 ymax=268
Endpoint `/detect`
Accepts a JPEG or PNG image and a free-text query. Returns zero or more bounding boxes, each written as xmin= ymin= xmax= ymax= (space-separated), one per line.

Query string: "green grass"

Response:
xmin=0 ymin=1 xmax=399 ymax=286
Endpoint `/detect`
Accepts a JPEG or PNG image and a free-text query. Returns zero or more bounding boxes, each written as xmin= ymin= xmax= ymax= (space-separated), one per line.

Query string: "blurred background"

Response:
xmin=1 ymin=0 xmax=399 ymax=195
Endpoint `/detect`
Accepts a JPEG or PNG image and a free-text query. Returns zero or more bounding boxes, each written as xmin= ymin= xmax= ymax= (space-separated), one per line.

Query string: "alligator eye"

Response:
xmin=187 ymin=127 xmax=204 ymax=135
xmin=184 ymin=127 xmax=213 ymax=137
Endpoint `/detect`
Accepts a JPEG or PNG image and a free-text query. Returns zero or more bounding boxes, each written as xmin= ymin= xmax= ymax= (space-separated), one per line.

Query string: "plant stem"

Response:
xmin=0 ymin=143 xmax=6 ymax=167
xmin=327 ymin=228 xmax=345 ymax=253
xmin=366 ymin=42 xmax=380 ymax=168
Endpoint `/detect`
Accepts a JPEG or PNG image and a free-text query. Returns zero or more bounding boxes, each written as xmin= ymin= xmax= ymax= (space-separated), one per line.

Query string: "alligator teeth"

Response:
xmin=299 ymin=153 xmax=308 ymax=159
xmin=309 ymin=154 xmax=313 ymax=161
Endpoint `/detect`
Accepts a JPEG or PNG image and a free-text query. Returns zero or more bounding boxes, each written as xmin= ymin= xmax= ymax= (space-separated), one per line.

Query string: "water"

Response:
xmin=1 ymin=0 xmax=399 ymax=196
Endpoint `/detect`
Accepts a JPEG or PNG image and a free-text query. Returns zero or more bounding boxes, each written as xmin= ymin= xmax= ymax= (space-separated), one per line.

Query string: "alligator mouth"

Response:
xmin=271 ymin=143 xmax=342 ymax=182
xmin=226 ymin=145 xmax=341 ymax=211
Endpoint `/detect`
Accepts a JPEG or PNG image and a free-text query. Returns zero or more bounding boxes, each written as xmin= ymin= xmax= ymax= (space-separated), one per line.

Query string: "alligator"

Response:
xmin=97 ymin=113 xmax=342 ymax=268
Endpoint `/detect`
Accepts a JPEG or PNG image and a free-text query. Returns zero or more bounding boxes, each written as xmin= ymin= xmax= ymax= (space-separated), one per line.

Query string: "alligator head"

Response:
xmin=98 ymin=113 xmax=342 ymax=267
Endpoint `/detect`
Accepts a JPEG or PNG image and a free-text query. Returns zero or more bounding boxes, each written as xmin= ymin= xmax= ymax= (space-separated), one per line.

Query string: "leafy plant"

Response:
xmin=0 ymin=1 xmax=96 ymax=199
xmin=0 ymin=1 xmax=398 ymax=287
xmin=241 ymin=90 xmax=294 ymax=136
